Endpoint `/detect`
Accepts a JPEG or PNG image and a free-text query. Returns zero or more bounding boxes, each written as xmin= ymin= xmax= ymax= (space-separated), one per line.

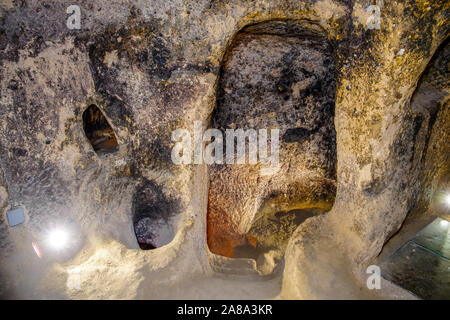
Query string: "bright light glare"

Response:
xmin=445 ymin=194 xmax=450 ymax=207
xmin=440 ymin=220 xmax=449 ymax=228
xmin=47 ymin=229 xmax=69 ymax=250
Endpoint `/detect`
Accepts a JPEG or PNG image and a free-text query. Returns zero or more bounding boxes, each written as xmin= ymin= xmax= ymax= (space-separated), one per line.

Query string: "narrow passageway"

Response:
xmin=82 ymin=104 xmax=119 ymax=155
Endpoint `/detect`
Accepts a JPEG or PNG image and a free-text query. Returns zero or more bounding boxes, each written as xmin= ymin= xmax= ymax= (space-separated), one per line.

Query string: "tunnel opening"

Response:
xmin=132 ymin=179 xmax=180 ymax=250
xmin=408 ymin=38 xmax=450 ymax=217
xmin=207 ymin=20 xmax=337 ymax=271
xmin=82 ymin=104 xmax=119 ymax=155
xmin=382 ymin=38 xmax=450 ymax=241
xmin=377 ymin=38 xmax=449 ymax=299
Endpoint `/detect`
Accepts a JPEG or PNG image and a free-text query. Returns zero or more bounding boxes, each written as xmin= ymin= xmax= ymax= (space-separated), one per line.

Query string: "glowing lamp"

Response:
xmin=46 ymin=228 xmax=69 ymax=251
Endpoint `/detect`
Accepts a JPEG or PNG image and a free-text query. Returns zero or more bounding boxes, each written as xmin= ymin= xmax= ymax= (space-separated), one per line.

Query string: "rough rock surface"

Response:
xmin=0 ymin=0 xmax=448 ymax=299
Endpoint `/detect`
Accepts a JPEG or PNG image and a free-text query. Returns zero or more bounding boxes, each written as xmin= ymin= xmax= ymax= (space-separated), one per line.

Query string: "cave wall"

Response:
xmin=207 ymin=20 xmax=337 ymax=268
xmin=0 ymin=0 xmax=448 ymax=299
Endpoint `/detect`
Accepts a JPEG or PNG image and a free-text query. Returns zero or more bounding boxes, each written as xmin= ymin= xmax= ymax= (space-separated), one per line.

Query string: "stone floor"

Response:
xmin=380 ymin=217 xmax=450 ymax=299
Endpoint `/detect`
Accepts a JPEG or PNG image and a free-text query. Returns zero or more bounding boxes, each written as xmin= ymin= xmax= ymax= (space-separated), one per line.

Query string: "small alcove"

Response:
xmin=132 ymin=179 xmax=180 ymax=250
xmin=82 ymin=104 xmax=119 ymax=154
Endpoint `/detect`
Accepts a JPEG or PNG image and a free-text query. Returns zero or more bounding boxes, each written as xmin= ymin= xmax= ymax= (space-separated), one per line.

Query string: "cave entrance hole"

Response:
xmin=132 ymin=179 xmax=179 ymax=250
xmin=82 ymin=104 xmax=119 ymax=154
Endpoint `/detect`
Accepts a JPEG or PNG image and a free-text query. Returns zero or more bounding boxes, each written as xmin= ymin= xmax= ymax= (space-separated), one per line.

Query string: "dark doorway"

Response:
xmin=132 ymin=179 xmax=180 ymax=250
xmin=82 ymin=104 xmax=119 ymax=154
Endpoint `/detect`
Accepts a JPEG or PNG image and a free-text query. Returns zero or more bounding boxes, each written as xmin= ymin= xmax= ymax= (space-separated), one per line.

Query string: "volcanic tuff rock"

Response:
xmin=0 ymin=0 xmax=448 ymax=299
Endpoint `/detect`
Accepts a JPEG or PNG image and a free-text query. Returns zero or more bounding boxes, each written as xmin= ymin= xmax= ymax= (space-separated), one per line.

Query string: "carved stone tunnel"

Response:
xmin=207 ymin=21 xmax=337 ymax=270
xmin=0 ymin=0 xmax=448 ymax=300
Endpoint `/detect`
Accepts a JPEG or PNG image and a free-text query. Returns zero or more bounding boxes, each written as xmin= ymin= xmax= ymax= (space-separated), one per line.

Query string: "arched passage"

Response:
xmin=376 ymin=39 xmax=450 ymax=300
xmin=207 ymin=20 xmax=338 ymax=268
